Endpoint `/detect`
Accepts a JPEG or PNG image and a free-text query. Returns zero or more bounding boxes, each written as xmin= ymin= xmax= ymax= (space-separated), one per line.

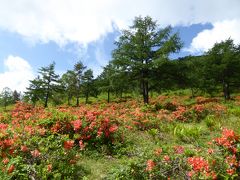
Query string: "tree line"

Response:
xmin=1 ymin=16 xmax=240 ymax=108
xmin=0 ymin=88 xmax=20 ymax=109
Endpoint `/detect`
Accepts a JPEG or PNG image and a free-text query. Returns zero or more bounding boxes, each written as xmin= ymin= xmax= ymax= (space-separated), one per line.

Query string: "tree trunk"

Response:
xmin=67 ymin=95 xmax=71 ymax=106
xmin=142 ymin=80 xmax=149 ymax=104
xmin=223 ymin=82 xmax=230 ymax=100
xmin=107 ymin=89 xmax=110 ymax=103
xmin=85 ymin=93 xmax=89 ymax=104
xmin=44 ymin=92 xmax=49 ymax=108
xmin=44 ymin=80 xmax=51 ymax=108
xmin=4 ymin=99 xmax=7 ymax=111
xmin=120 ymin=89 xmax=123 ymax=98
xmin=44 ymin=85 xmax=50 ymax=108
xmin=190 ymin=87 xmax=195 ymax=98
xmin=76 ymin=97 xmax=79 ymax=106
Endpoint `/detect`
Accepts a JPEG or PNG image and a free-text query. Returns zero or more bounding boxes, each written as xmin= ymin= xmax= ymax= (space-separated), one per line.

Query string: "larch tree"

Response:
xmin=82 ymin=69 xmax=94 ymax=104
xmin=74 ymin=61 xmax=86 ymax=106
xmin=26 ymin=63 xmax=60 ymax=107
xmin=113 ymin=16 xmax=182 ymax=103
xmin=205 ymin=39 xmax=240 ymax=100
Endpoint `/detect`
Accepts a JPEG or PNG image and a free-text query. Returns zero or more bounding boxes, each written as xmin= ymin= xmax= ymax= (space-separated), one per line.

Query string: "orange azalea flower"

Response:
xmin=154 ymin=148 xmax=162 ymax=156
xmin=7 ymin=164 xmax=15 ymax=174
xmin=109 ymin=124 xmax=118 ymax=133
xmin=187 ymin=156 xmax=209 ymax=172
xmin=146 ymin=159 xmax=155 ymax=171
xmin=3 ymin=139 xmax=14 ymax=148
xmin=2 ymin=158 xmax=9 ymax=165
xmin=71 ymin=120 xmax=82 ymax=131
xmin=226 ymin=168 xmax=235 ymax=175
xmin=47 ymin=164 xmax=52 ymax=172
xmin=174 ymin=146 xmax=184 ymax=154
xmin=125 ymin=125 xmax=133 ymax=130
xmin=64 ymin=140 xmax=74 ymax=150
xmin=187 ymin=171 xmax=195 ymax=177
xmin=38 ymin=128 xmax=46 ymax=136
xmin=31 ymin=149 xmax=41 ymax=157
xmin=79 ymin=140 xmax=85 ymax=150
xmin=207 ymin=148 xmax=214 ymax=154
xmin=9 ymin=148 xmax=15 ymax=155
xmin=163 ymin=155 xmax=170 ymax=162
xmin=21 ymin=145 xmax=29 ymax=152
xmin=69 ymin=159 xmax=77 ymax=164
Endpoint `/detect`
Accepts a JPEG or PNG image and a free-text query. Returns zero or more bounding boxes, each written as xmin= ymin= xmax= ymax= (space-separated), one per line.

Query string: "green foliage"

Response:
xmin=25 ymin=62 xmax=61 ymax=107
xmin=2 ymin=15 xmax=240 ymax=179
xmin=228 ymin=106 xmax=240 ymax=117
xmin=204 ymin=115 xmax=217 ymax=129
xmin=174 ymin=124 xmax=204 ymax=143
xmin=61 ymin=70 xmax=78 ymax=105
xmin=204 ymin=39 xmax=240 ymax=99
xmin=0 ymin=87 xmax=14 ymax=110
xmin=82 ymin=69 xmax=95 ymax=104
xmin=74 ymin=61 xmax=87 ymax=106
xmin=112 ymin=16 xmax=182 ymax=104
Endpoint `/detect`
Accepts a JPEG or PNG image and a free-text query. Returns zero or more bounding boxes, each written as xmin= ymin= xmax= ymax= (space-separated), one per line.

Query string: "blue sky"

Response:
xmin=0 ymin=23 xmax=212 ymax=75
xmin=0 ymin=0 xmax=239 ymax=92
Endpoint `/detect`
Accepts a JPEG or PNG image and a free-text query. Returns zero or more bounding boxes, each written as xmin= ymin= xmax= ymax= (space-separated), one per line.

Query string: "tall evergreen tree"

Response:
xmin=74 ymin=61 xmax=86 ymax=106
xmin=113 ymin=16 xmax=182 ymax=103
xmin=26 ymin=63 xmax=60 ymax=107
xmin=25 ymin=76 xmax=44 ymax=106
xmin=205 ymin=39 xmax=240 ymax=100
xmin=12 ymin=90 xmax=21 ymax=103
xmin=82 ymin=69 xmax=94 ymax=104
xmin=39 ymin=62 xmax=60 ymax=107
xmin=61 ymin=70 xmax=77 ymax=105
xmin=98 ymin=63 xmax=116 ymax=103
xmin=0 ymin=87 xmax=13 ymax=110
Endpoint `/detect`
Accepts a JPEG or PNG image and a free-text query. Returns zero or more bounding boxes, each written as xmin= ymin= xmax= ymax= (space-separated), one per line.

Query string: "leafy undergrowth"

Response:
xmin=0 ymin=95 xmax=240 ymax=179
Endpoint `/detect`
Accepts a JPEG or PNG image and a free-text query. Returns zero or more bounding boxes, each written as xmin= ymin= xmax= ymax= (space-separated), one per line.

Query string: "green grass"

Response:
xmin=75 ymin=106 xmax=240 ymax=178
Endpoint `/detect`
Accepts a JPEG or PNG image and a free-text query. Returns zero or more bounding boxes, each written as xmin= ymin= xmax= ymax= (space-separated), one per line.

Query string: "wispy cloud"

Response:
xmin=186 ymin=19 xmax=240 ymax=53
xmin=0 ymin=0 xmax=239 ymax=48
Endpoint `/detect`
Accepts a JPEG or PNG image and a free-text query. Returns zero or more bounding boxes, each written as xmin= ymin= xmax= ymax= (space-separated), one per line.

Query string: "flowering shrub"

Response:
xmin=108 ymin=145 xmax=189 ymax=179
xmin=213 ymin=128 xmax=240 ymax=178
xmin=187 ymin=156 xmax=217 ymax=179
xmin=0 ymin=97 xmax=237 ymax=179
xmin=0 ymin=102 xmax=121 ymax=178
xmin=172 ymin=106 xmax=188 ymax=121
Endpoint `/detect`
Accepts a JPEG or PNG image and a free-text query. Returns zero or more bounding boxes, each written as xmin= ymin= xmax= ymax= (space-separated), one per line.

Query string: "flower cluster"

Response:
xmin=214 ymin=128 xmax=240 ymax=176
xmin=187 ymin=156 xmax=217 ymax=179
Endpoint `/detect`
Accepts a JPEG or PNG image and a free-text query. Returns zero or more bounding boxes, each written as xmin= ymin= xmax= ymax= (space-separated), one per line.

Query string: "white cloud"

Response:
xmin=0 ymin=0 xmax=239 ymax=46
xmin=187 ymin=19 xmax=240 ymax=53
xmin=0 ymin=55 xmax=34 ymax=92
